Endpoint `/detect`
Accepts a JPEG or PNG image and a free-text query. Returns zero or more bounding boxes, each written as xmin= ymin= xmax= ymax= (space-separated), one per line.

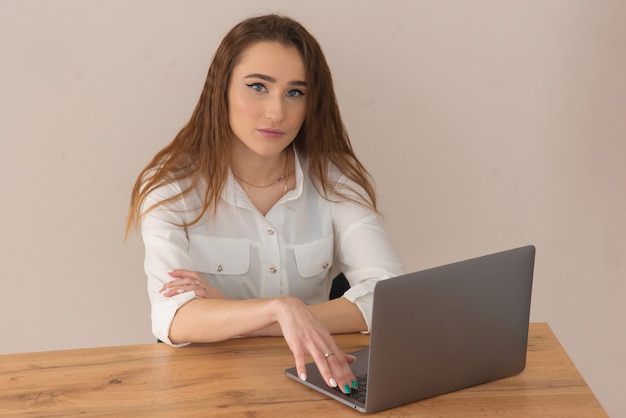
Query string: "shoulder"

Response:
xmin=141 ymin=173 xmax=202 ymax=214
xmin=296 ymin=150 xmax=351 ymax=189
xmin=143 ymin=175 xmax=183 ymax=203
xmin=296 ymin=150 xmax=375 ymax=210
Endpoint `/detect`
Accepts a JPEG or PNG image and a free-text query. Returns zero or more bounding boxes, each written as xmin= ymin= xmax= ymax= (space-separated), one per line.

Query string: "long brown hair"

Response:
xmin=126 ymin=14 xmax=377 ymax=235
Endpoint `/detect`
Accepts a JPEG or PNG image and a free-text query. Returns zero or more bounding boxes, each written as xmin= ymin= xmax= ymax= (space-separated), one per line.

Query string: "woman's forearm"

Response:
xmin=169 ymin=296 xmax=367 ymax=343
xmin=240 ymin=297 xmax=367 ymax=338
xmin=168 ymin=297 xmax=281 ymax=344
xmin=309 ymin=297 xmax=367 ymax=334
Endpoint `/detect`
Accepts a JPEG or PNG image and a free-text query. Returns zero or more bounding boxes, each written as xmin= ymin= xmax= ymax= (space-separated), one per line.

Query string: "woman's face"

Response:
xmin=227 ymin=41 xmax=307 ymax=159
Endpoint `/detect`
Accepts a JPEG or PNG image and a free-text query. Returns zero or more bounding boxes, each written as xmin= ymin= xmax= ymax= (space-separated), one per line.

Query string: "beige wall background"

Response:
xmin=1 ymin=0 xmax=624 ymax=416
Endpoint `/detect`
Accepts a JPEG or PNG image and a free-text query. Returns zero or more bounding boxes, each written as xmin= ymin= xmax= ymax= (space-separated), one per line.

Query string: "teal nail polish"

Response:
xmin=351 ymin=380 xmax=358 ymax=389
xmin=343 ymin=384 xmax=351 ymax=394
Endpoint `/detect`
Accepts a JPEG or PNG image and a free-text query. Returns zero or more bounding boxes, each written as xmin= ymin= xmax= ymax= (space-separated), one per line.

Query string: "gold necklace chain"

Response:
xmin=281 ymin=151 xmax=290 ymax=196
xmin=232 ymin=150 xmax=289 ymax=191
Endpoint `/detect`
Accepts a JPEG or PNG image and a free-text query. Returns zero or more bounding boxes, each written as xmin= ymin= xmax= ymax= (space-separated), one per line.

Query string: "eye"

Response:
xmin=245 ymin=83 xmax=267 ymax=93
xmin=286 ymin=89 xmax=305 ymax=98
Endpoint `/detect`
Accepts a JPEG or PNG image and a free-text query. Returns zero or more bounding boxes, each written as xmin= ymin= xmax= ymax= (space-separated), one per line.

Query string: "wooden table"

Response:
xmin=0 ymin=323 xmax=607 ymax=417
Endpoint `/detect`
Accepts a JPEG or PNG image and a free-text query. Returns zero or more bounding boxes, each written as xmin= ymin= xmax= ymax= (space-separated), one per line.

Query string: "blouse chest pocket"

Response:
xmin=294 ymin=236 xmax=334 ymax=278
xmin=188 ymin=235 xmax=250 ymax=275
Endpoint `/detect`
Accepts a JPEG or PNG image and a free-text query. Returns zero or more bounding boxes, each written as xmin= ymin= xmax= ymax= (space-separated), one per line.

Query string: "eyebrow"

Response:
xmin=244 ymin=73 xmax=307 ymax=87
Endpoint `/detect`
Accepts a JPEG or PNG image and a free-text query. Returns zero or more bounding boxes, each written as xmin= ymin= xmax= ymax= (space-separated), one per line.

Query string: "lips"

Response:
xmin=258 ymin=128 xmax=285 ymax=138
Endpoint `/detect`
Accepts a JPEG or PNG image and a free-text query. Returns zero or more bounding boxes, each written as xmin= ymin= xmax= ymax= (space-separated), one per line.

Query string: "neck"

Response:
xmin=230 ymin=146 xmax=290 ymax=187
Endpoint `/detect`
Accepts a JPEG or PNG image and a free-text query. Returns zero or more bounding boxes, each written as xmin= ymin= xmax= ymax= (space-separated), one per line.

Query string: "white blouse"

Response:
xmin=141 ymin=150 xmax=405 ymax=345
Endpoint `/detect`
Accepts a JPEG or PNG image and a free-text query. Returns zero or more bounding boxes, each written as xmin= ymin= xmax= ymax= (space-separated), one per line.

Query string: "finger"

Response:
xmin=326 ymin=352 xmax=357 ymax=394
xmin=161 ymin=269 xmax=194 ymax=292
xmin=159 ymin=288 xmax=180 ymax=297
xmin=160 ymin=285 xmax=193 ymax=296
xmin=161 ymin=278 xmax=189 ymax=287
xmin=310 ymin=349 xmax=337 ymax=389
xmin=319 ymin=341 xmax=357 ymax=394
xmin=159 ymin=279 xmax=192 ymax=292
xmin=290 ymin=346 xmax=309 ymax=383
xmin=343 ymin=353 xmax=357 ymax=364
xmin=167 ymin=269 xmax=205 ymax=281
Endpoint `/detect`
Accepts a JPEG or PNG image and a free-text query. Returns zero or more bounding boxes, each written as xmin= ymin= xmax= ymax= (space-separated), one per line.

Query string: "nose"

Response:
xmin=265 ymin=95 xmax=285 ymax=123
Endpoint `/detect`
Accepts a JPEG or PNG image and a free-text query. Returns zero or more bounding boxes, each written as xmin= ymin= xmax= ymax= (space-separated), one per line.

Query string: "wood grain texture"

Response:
xmin=0 ymin=323 xmax=607 ymax=417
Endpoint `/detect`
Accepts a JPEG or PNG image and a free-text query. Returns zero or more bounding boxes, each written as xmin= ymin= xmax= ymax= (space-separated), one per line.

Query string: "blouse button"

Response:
xmin=269 ymin=266 xmax=277 ymax=274
xmin=322 ymin=262 xmax=330 ymax=269
xmin=215 ymin=264 xmax=223 ymax=272
xmin=267 ymin=228 xmax=275 ymax=235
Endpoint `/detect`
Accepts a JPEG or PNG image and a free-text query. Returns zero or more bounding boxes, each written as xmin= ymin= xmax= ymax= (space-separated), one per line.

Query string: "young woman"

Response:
xmin=127 ymin=14 xmax=404 ymax=395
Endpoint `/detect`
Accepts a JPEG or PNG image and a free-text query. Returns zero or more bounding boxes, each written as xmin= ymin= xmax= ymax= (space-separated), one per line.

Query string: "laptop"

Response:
xmin=285 ymin=245 xmax=535 ymax=413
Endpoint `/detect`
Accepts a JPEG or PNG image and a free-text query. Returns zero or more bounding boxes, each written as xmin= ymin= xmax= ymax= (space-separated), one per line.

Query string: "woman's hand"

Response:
xmin=161 ymin=275 xmax=358 ymax=394
xmin=272 ymin=296 xmax=359 ymax=395
xmin=160 ymin=269 xmax=225 ymax=299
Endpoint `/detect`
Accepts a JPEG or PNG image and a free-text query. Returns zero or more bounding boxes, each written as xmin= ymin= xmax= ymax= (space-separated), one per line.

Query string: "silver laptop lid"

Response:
xmin=365 ymin=245 xmax=535 ymax=413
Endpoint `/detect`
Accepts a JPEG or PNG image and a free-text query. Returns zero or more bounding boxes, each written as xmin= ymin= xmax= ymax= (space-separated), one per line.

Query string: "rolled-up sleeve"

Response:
xmin=141 ymin=182 xmax=197 ymax=346
xmin=331 ymin=183 xmax=405 ymax=332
